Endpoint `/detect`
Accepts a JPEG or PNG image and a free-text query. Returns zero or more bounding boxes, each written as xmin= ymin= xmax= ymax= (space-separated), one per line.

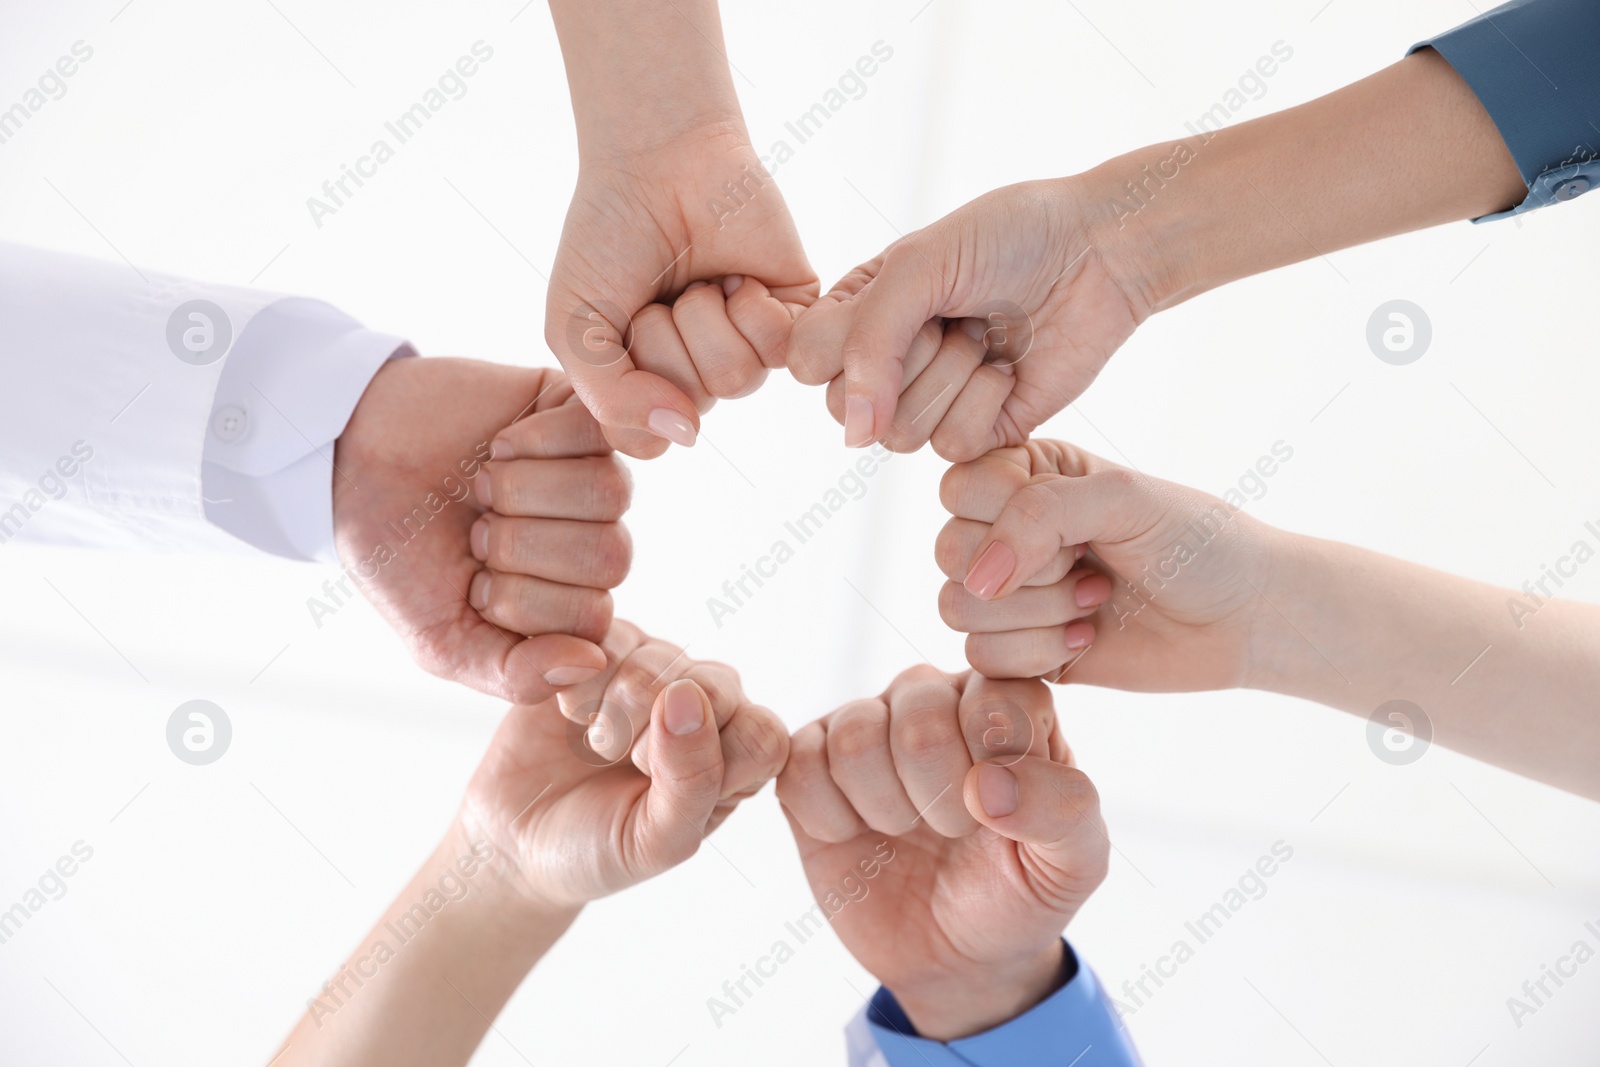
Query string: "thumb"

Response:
xmin=963 ymin=757 xmax=1109 ymax=904
xmin=841 ymin=243 xmax=948 ymax=448
xmin=634 ymin=679 xmax=725 ymax=875
xmin=963 ymin=468 xmax=1158 ymax=601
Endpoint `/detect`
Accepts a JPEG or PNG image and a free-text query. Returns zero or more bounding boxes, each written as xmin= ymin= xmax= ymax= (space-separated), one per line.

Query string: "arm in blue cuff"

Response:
xmin=1411 ymin=0 xmax=1600 ymax=220
xmin=852 ymin=942 xmax=1144 ymax=1067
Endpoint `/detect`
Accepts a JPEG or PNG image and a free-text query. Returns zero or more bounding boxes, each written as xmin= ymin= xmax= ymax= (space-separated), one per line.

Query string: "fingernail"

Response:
xmin=664 ymin=680 xmax=705 ymax=736
xmin=964 ymin=542 xmax=1016 ymax=600
xmin=960 ymin=317 xmax=987 ymax=343
xmin=470 ymin=518 xmax=489 ymax=562
xmin=844 ymin=396 xmax=875 ymax=448
xmin=1075 ymin=573 xmax=1111 ymax=609
xmin=647 ymin=408 xmax=697 ymax=448
xmin=1074 ymin=543 xmax=1088 ymax=562
xmin=543 ymin=665 xmax=600 ymax=686
xmin=977 ymin=763 xmax=1019 ymax=818
xmin=490 ymin=438 xmax=513 ymax=460
xmin=474 ymin=471 xmax=493 ymax=508
xmin=1065 ymin=623 xmax=1093 ymax=650
xmin=722 ymin=274 xmax=744 ymax=296
xmin=469 ymin=571 xmax=491 ymax=611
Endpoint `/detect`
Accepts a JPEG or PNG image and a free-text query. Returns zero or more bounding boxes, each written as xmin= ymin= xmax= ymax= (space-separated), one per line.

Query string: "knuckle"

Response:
xmin=776 ymin=726 xmax=825 ymax=799
xmin=699 ymin=358 xmax=764 ymax=400
xmin=826 ymin=714 xmax=880 ymax=765
xmin=930 ymin=422 xmax=986 ymax=464
xmin=938 ymin=581 xmax=973 ymax=629
xmin=664 ymin=758 xmax=724 ymax=804
xmin=569 ymin=588 xmax=613 ymax=642
xmin=879 ymin=421 xmax=928 ymax=455
xmin=586 ymin=524 xmax=633 ymax=587
xmin=585 ymin=461 xmax=632 ymax=519
xmin=605 ymin=654 xmax=660 ymax=719
xmin=726 ymin=709 xmax=788 ymax=779
xmin=786 ymin=334 xmax=833 ymax=385
xmin=1009 ymin=481 xmax=1060 ymax=530
xmin=893 ymin=706 xmax=956 ymax=764
xmin=893 ymin=662 xmax=947 ymax=688
xmin=933 ymin=524 xmax=964 ymax=576
xmin=937 ymin=463 xmax=970 ymax=513
xmin=773 ymin=760 xmax=809 ymax=808
xmin=633 ymin=301 xmax=675 ymax=333
xmin=965 ymin=634 xmax=1027 ymax=680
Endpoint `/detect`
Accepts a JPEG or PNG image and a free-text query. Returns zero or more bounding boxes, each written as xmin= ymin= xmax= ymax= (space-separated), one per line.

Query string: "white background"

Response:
xmin=2 ymin=1 xmax=1599 ymax=1064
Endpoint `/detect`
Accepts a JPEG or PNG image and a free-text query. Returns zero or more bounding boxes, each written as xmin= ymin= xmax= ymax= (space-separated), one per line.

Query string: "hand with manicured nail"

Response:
xmin=542 ymin=0 xmax=819 ymax=459
xmin=939 ymin=439 xmax=1272 ymax=688
xmin=777 ymin=666 xmax=1108 ymax=1042
xmin=276 ymin=620 xmax=787 ymax=1065
xmin=460 ymin=618 xmax=788 ymax=908
xmin=333 ymin=358 xmax=625 ymax=706
xmin=784 ymin=180 xmax=1145 ymax=461
xmin=545 ymin=129 xmax=818 ymax=460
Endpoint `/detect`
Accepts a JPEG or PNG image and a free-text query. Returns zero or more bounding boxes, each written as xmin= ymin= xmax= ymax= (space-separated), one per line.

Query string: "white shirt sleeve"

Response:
xmin=0 ymin=242 xmax=408 ymax=562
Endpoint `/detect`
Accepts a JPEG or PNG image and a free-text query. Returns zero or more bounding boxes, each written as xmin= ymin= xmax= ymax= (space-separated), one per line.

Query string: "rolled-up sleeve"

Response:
xmin=1411 ymin=0 xmax=1600 ymax=221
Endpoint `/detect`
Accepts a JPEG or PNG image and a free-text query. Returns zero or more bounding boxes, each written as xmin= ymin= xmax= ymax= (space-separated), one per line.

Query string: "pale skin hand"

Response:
xmin=777 ymin=666 xmax=1109 ymax=1041
xmin=545 ymin=0 xmax=818 ymax=459
xmin=949 ymin=440 xmax=1600 ymax=800
xmin=792 ymin=185 xmax=1140 ymax=462
xmin=938 ymin=440 xmax=1270 ymax=690
xmin=793 ymin=48 xmax=1523 ymax=458
xmin=274 ymin=622 xmax=788 ymax=1066
xmin=332 ymin=357 xmax=632 ymax=704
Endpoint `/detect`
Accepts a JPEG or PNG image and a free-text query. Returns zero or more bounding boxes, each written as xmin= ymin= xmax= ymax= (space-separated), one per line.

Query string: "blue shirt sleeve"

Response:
xmin=848 ymin=941 xmax=1144 ymax=1067
xmin=1410 ymin=0 xmax=1600 ymax=221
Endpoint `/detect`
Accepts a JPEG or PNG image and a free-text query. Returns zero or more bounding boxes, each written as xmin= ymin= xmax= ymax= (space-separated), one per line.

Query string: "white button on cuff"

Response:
xmin=1553 ymin=177 xmax=1591 ymax=201
xmin=211 ymin=404 xmax=250 ymax=443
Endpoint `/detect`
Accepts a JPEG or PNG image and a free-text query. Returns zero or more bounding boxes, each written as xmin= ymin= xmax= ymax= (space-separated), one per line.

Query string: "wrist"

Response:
xmin=1240 ymin=525 xmax=1333 ymax=697
xmin=437 ymin=818 xmax=584 ymax=934
xmin=1078 ymin=136 xmax=1242 ymax=317
xmin=888 ymin=941 xmax=1067 ymax=1042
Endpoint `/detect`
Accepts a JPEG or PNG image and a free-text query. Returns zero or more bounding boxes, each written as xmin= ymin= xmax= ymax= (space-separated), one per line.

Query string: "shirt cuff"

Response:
xmin=200 ymin=297 xmax=412 ymax=562
xmin=1410 ymin=0 xmax=1600 ymax=222
xmin=849 ymin=942 xmax=1145 ymax=1067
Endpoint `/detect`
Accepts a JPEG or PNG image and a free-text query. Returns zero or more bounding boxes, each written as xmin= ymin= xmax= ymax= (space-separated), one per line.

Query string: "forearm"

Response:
xmin=275 ymin=822 xmax=578 ymax=1067
xmin=1092 ymin=49 xmax=1524 ymax=313
xmin=1250 ymin=530 xmax=1600 ymax=799
xmin=546 ymin=0 xmax=743 ymax=157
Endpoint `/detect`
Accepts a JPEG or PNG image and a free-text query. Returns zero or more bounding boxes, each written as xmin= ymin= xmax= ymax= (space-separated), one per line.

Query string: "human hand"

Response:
xmin=458 ymin=620 xmax=787 ymax=910
xmin=939 ymin=439 xmax=1276 ymax=689
xmin=333 ymin=357 xmax=629 ymax=705
xmin=785 ymin=179 xmax=1149 ymax=461
xmin=777 ymin=666 xmax=1106 ymax=1041
xmin=546 ymin=123 xmax=818 ymax=459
